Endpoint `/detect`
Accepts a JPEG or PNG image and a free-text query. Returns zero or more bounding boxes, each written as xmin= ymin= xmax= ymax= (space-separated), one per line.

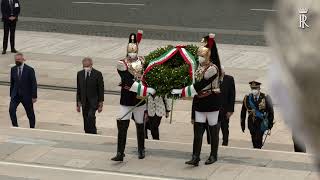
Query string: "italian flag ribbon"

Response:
xmin=181 ymin=85 xmax=197 ymax=98
xmin=142 ymin=46 xmax=197 ymax=84
xmin=132 ymin=82 xmax=147 ymax=97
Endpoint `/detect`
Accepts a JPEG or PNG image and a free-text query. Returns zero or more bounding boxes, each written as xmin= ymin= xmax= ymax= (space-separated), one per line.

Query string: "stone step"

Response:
xmin=0 ymin=127 xmax=317 ymax=180
xmin=0 ymin=161 xmax=175 ymax=180
xmin=0 ymin=86 xmax=296 ymax=153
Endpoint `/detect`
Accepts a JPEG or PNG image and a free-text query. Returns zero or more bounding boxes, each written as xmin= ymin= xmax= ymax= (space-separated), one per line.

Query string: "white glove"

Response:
xmin=171 ymin=89 xmax=182 ymax=95
xmin=147 ymin=87 xmax=156 ymax=95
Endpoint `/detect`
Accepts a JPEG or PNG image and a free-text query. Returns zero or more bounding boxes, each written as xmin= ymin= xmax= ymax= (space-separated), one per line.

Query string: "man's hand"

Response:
xmin=226 ymin=112 xmax=233 ymax=119
xmin=9 ymin=16 xmax=16 ymax=21
xmin=98 ymin=102 xmax=103 ymax=113
xmin=32 ymin=98 xmax=37 ymax=103
xmin=76 ymin=106 xmax=81 ymax=113
xmin=165 ymin=112 xmax=169 ymax=118
xmin=241 ymin=126 xmax=245 ymax=133
xmin=171 ymin=89 xmax=182 ymax=95
xmin=147 ymin=87 xmax=156 ymax=95
xmin=191 ymin=119 xmax=195 ymax=125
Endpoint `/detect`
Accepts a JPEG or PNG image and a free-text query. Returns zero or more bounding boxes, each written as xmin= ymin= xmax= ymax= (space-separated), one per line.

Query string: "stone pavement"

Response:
xmin=0 ymin=127 xmax=317 ymax=180
xmin=0 ymin=85 xmax=296 ymax=152
xmin=0 ymin=30 xmax=317 ymax=179
xmin=0 ymin=30 xmax=297 ymax=152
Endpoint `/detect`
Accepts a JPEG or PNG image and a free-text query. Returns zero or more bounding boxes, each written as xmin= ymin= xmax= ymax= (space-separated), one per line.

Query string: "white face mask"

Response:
xmin=83 ymin=67 xmax=91 ymax=72
xmin=198 ymin=56 xmax=206 ymax=64
xmin=251 ymin=89 xmax=259 ymax=96
xmin=128 ymin=53 xmax=137 ymax=58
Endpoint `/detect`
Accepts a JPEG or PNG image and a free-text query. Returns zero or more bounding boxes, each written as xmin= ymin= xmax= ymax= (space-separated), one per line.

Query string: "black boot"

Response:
xmin=111 ymin=120 xmax=130 ymax=161
xmin=206 ymin=123 xmax=211 ymax=144
xmin=186 ymin=122 xmax=205 ymax=166
xmin=205 ymin=124 xmax=219 ymax=165
xmin=136 ymin=123 xmax=145 ymax=159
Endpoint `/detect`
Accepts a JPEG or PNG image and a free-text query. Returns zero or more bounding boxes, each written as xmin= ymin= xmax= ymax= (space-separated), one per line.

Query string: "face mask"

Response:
xmin=251 ymin=89 xmax=259 ymax=96
xmin=15 ymin=61 xmax=23 ymax=66
xmin=128 ymin=53 xmax=137 ymax=58
xmin=198 ymin=56 xmax=206 ymax=64
xmin=83 ymin=67 xmax=91 ymax=72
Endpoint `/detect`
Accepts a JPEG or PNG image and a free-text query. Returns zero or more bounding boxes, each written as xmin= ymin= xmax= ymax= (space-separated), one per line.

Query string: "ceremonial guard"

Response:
xmin=240 ymin=81 xmax=274 ymax=149
xmin=172 ymin=34 xmax=222 ymax=166
xmin=112 ymin=30 xmax=156 ymax=161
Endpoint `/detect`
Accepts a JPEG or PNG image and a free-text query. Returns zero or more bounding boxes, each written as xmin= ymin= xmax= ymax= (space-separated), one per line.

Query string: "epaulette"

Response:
xmin=117 ymin=59 xmax=128 ymax=71
xmin=204 ymin=65 xmax=218 ymax=80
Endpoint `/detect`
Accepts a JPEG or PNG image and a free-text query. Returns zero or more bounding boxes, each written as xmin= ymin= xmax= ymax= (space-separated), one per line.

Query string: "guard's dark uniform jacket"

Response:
xmin=181 ymin=63 xmax=222 ymax=112
xmin=241 ymin=92 xmax=274 ymax=148
xmin=117 ymin=56 xmax=147 ymax=106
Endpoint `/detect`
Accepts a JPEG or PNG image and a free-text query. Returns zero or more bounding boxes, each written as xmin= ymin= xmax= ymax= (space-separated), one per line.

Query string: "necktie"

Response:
xmin=86 ymin=71 xmax=90 ymax=79
xmin=18 ymin=67 xmax=21 ymax=80
xmin=85 ymin=71 xmax=90 ymax=88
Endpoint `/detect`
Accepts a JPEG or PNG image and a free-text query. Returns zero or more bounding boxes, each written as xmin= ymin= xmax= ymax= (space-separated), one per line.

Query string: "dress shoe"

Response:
xmin=185 ymin=155 xmax=200 ymax=166
xmin=138 ymin=149 xmax=145 ymax=159
xmin=2 ymin=51 xmax=6 ymax=54
xmin=111 ymin=152 xmax=125 ymax=162
xmin=205 ymin=155 xmax=217 ymax=165
xmin=11 ymin=49 xmax=18 ymax=53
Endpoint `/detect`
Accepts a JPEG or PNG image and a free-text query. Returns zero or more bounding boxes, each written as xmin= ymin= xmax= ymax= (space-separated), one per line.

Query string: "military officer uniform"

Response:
xmin=241 ymin=81 xmax=274 ymax=149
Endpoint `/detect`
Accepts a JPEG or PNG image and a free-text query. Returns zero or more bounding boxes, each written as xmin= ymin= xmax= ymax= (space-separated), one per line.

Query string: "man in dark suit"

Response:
xmin=218 ymin=66 xmax=236 ymax=146
xmin=76 ymin=57 xmax=104 ymax=134
xmin=9 ymin=53 xmax=37 ymax=128
xmin=1 ymin=0 xmax=20 ymax=54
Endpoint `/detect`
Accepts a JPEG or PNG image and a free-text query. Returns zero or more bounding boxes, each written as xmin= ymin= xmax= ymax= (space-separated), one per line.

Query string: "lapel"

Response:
xmin=12 ymin=66 xmax=17 ymax=80
xmin=256 ymin=93 xmax=265 ymax=108
xmin=81 ymin=70 xmax=86 ymax=82
xmin=8 ymin=0 xmax=13 ymax=7
xmin=90 ymin=69 xmax=96 ymax=79
xmin=21 ymin=64 xmax=26 ymax=80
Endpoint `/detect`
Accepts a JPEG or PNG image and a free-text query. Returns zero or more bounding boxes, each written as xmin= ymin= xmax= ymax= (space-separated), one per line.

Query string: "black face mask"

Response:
xmin=15 ymin=61 xmax=22 ymax=66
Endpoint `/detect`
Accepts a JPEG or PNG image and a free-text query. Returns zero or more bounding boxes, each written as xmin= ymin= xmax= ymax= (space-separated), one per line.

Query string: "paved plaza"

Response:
xmin=0 ymin=30 xmax=317 ymax=179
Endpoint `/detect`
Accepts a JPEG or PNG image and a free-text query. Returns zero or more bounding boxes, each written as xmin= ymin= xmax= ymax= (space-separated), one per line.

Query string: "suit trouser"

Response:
xmin=3 ymin=20 xmax=16 ymax=51
xmin=9 ymin=95 xmax=36 ymax=128
xmin=250 ymin=129 xmax=264 ymax=149
xmin=82 ymin=101 xmax=97 ymax=134
xmin=145 ymin=115 xmax=162 ymax=140
xmin=218 ymin=111 xmax=230 ymax=145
